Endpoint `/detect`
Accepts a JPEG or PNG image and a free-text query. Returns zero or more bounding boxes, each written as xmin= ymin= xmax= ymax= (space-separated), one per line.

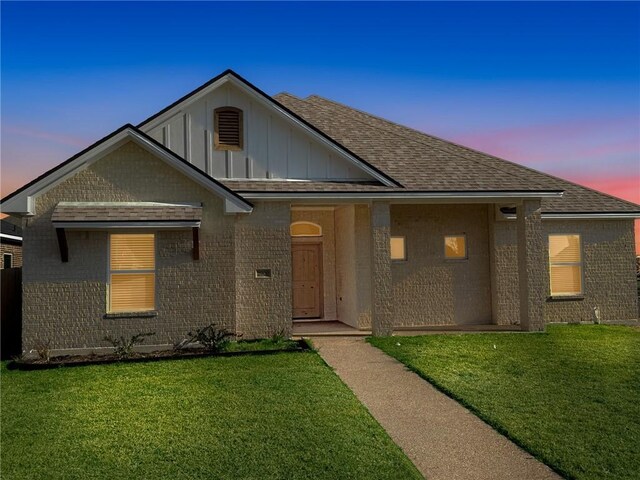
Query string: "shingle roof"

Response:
xmin=274 ymin=93 xmax=639 ymax=214
xmin=51 ymin=202 xmax=202 ymax=223
xmin=1 ymin=219 xmax=22 ymax=237
xmin=221 ymin=180 xmax=395 ymax=193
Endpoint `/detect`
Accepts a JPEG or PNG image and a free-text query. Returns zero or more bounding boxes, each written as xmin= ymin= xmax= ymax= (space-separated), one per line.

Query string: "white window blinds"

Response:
xmin=549 ymin=234 xmax=583 ymax=296
xmin=109 ymin=234 xmax=155 ymax=312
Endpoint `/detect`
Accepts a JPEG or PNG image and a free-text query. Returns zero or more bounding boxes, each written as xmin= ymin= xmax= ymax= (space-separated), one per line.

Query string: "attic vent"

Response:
xmin=214 ymin=107 xmax=243 ymax=151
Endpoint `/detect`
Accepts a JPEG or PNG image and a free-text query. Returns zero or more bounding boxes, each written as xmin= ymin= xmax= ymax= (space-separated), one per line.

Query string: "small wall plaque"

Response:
xmin=255 ymin=268 xmax=272 ymax=279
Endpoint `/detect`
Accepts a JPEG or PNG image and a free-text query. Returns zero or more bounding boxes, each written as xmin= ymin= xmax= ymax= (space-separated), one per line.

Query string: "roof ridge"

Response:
xmin=304 ymin=96 xmax=555 ymax=192
xmin=306 ymin=95 xmax=640 ymax=209
xmin=274 ymin=92 xmax=303 ymax=100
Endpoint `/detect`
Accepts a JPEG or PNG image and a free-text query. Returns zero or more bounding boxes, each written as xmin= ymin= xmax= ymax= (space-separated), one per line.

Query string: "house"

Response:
xmin=1 ymin=70 xmax=638 ymax=355
xmin=0 ymin=219 xmax=23 ymax=269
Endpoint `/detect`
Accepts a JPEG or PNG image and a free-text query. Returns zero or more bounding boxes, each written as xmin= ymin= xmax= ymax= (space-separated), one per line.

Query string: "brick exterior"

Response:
xmin=489 ymin=216 xmax=520 ymax=325
xmin=354 ymin=205 xmax=373 ymax=329
xmin=517 ymin=199 xmax=546 ymax=331
xmin=0 ymin=242 xmax=22 ymax=269
xmin=491 ymin=216 xmax=638 ymax=324
xmin=22 ymin=141 xmax=237 ymax=353
xmin=371 ymin=202 xmax=393 ymax=335
xmin=391 ymin=204 xmax=493 ymax=326
xmin=234 ymin=202 xmax=292 ymax=339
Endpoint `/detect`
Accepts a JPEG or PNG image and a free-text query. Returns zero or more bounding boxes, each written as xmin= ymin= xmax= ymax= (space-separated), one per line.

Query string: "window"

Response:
xmin=109 ymin=234 xmax=155 ymax=313
xmin=549 ymin=234 xmax=583 ymax=296
xmin=214 ymin=107 xmax=243 ymax=150
xmin=3 ymin=253 xmax=12 ymax=269
xmin=390 ymin=236 xmax=406 ymax=261
xmin=444 ymin=235 xmax=467 ymax=259
xmin=290 ymin=222 xmax=322 ymax=237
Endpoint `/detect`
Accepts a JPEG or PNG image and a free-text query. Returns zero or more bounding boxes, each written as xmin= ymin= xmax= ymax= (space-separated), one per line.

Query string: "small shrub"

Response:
xmin=104 ymin=332 xmax=155 ymax=359
xmin=187 ymin=324 xmax=234 ymax=353
xmin=32 ymin=340 xmax=51 ymax=363
xmin=271 ymin=327 xmax=289 ymax=343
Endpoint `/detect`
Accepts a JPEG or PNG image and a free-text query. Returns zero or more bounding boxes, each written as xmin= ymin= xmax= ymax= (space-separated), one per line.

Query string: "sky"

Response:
xmin=2 ymin=1 xmax=639 ymax=249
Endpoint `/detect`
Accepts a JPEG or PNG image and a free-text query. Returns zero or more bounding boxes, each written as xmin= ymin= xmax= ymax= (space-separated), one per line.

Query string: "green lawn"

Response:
xmin=369 ymin=324 xmax=640 ymax=480
xmin=1 ymin=352 xmax=421 ymax=480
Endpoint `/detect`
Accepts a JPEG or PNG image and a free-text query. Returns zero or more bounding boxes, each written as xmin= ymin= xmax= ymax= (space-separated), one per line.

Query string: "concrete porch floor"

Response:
xmin=292 ymin=320 xmax=521 ymax=337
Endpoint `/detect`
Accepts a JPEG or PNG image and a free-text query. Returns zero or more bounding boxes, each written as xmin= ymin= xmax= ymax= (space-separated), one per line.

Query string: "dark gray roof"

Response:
xmin=51 ymin=202 xmax=202 ymax=223
xmin=274 ymin=93 xmax=639 ymax=214
xmin=221 ymin=180 xmax=395 ymax=192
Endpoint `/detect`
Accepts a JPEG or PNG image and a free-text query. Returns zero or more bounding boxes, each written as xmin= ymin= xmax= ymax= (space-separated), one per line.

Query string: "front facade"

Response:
xmin=2 ymin=70 xmax=638 ymax=355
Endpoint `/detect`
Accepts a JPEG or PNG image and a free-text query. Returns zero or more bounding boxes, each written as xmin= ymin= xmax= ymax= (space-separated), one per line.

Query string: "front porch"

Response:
xmin=289 ymin=199 xmax=546 ymax=335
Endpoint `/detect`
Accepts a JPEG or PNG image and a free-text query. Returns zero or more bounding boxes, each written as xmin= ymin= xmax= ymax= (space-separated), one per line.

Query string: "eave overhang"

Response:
xmin=236 ymin=190 xmax=564 ymax=202
xmin=503 ymin=211 xmax=640 ymax=220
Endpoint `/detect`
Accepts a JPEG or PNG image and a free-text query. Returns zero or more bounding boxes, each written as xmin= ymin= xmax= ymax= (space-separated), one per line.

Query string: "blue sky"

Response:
xmin=2 ymin=1 xmax=639 ymax=224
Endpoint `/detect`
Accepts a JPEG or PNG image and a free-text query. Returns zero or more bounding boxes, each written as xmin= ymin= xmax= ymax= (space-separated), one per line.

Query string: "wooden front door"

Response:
xmin=292 ymin=242 xmax=323 ymax=319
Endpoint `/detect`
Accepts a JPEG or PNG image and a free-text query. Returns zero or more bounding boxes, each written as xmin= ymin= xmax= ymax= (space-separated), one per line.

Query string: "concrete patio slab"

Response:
xmin=313 ymin=337 xmax=562 ymax=480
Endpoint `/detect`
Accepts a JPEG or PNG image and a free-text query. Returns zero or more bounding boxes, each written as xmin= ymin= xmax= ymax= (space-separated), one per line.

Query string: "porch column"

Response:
xmin=370 ymin=201 xmax=394 ymax=335
xmin=517 ymin=199 xmax=545 ymax=331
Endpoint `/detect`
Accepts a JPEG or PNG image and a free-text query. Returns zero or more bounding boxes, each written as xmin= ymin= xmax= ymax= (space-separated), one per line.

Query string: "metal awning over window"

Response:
xmin=51 ymin=202 xmax=203 ymax=262
xmin=51 ymin=202 xmax=202 ymax=228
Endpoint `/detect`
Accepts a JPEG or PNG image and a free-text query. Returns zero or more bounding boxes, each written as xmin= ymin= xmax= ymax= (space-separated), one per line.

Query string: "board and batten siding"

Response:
xmin=144 ymin=83 xmax=372 ymax=181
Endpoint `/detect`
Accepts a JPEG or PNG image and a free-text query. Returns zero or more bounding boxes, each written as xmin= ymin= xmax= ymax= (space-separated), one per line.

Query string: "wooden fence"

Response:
xmin=1 ymin=267 xmax=22 ymax=359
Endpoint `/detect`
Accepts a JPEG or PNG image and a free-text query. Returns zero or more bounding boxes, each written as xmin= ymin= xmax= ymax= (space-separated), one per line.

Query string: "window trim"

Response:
xmin=214 ymin=106 xmax=244 ymax=151
xmin=548 ymin=233 xmax=584 ymax=297
xmin=390 ymin=235 xmax=407 ymax=262
xmin=444 ymin=234 xmax=468 ymax=261
xmin=107 ymin=233 xmax=157 ymax=314
xmin=2 ymin=253 xmax=13 ymax=269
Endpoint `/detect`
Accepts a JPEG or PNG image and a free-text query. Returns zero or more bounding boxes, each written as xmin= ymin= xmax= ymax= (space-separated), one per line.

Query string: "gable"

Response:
xmin=139 ymin=71 xmax=393 ymax=184
xmin=0 ymin=126 xmax=253 ymax=215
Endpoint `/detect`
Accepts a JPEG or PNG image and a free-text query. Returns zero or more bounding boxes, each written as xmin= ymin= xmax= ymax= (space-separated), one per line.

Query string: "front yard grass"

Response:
xmin=369 ymin=324 xmax=640 ymax=480
xmin=1 ymin=351 xmax=421 ymax=480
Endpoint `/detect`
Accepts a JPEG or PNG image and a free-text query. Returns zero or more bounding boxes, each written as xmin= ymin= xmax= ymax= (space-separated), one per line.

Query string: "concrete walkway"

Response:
xmin=312 ymin=337 xmax=561 ymax=480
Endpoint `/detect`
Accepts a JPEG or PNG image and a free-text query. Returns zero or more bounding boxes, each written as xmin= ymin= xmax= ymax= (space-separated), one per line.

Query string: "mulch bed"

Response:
xmin=7 ymin=339 xmax=312 ymax=371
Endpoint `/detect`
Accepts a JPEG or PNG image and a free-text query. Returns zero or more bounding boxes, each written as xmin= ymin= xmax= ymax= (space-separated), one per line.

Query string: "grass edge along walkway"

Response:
xmin=368 ymin=324 xmax=640 ymax=480
xmin=1 ymin=350 xmax=422 ymax=480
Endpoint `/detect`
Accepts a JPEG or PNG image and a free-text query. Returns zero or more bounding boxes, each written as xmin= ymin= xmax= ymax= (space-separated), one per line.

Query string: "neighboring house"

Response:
xmin=1 ymin=70 xmax=638 ymax=355
xmin=0 ymin=219 xmax=23 ymax=269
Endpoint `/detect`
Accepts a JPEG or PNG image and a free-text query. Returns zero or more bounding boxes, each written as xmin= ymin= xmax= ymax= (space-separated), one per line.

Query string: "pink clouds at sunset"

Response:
xmin=447 ymin=120 xmax=639 ymax=253
xmin=450 ymin=116 xmax=638 ymax=168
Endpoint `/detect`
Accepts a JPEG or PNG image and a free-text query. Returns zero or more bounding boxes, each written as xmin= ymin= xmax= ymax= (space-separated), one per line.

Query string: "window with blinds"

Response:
xmin=214 ymin=107 xmax=243 ymax=150
xmin=549 ymin=234 xmax=583 ymax=296
xmin=109 ymin=233 xmax=155 ymax=312
xmin=444 ymin=235 xmax=467 ymax=259
xmin=390 ymin=236 xmax=406 ymax=261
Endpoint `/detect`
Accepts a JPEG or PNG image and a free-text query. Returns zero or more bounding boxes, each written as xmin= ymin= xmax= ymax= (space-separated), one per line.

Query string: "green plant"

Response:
xmin=187 ymin=324 xmax=234 ymax=353
xmin=32 ymin=340 xmax=51 ymax=362
xmin=271 ymin=327 xmax=288 ymax=343
xmin=104 ymin=332 xmax=155 ymax=359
